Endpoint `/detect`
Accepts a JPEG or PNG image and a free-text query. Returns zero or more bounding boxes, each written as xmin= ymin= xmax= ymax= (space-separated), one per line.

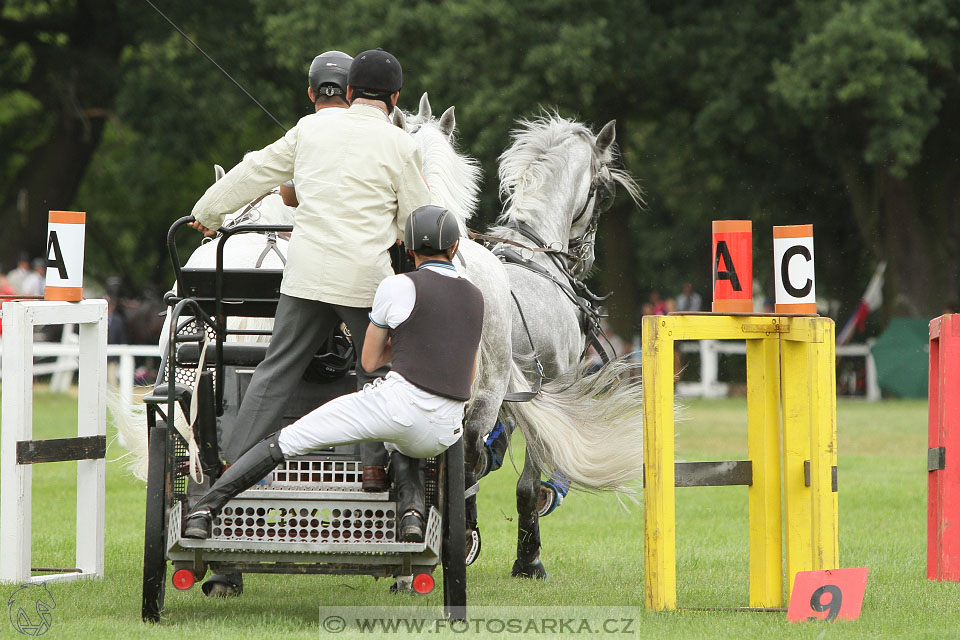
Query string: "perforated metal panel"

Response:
xmin=268 ymin=459 xmax=363 ymax=490
xmin=211 ymin=499 xmax=397 ymax=544
xmin=161 ymin=317 xmax=217 ymax=389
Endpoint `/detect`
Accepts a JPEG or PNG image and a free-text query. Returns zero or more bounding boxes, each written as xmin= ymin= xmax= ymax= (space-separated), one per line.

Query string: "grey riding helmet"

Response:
xmin=404 ymin=205 xmax=459 ymax=252
xmin=348 ymin=48 xmax=402 ymax=98
xmin=308 ymin=50 xmax=353 ymax=97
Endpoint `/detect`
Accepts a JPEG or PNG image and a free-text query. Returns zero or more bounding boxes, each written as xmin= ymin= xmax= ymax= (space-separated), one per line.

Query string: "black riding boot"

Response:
xmin=183 ymin=433 xmax=285 ymax=539
xmin=390 ymin=452 xmax=426 ymax=542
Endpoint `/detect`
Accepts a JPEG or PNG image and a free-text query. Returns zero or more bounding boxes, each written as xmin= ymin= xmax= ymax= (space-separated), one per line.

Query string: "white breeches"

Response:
xmin=277 ymin=372 xmax=465 ymax=459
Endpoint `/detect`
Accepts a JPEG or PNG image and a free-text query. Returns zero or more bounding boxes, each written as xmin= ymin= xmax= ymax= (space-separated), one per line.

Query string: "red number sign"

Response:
xmin=787 ymin=568 xmax=869 ymax=622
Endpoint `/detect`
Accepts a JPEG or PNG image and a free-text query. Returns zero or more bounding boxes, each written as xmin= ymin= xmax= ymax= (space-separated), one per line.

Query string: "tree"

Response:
xmin=770 ymin=0 xmax=960 ymax=315
xmin=5 ymin=0 xmax=958 ymax=330
xmin=0 ymin=0 xmax=132 ymax=271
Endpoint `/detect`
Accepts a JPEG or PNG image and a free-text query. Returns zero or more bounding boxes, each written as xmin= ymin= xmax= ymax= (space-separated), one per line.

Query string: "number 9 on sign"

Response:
xmin=786 ymin=568 xmax=868 ymax=623
xmin=808 ymin=585 xmax=842 ymax=622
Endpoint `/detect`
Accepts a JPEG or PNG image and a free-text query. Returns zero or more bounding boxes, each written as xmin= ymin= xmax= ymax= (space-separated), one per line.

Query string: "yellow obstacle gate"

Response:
xmin=641 ymin=313 xmax=838 ymax=611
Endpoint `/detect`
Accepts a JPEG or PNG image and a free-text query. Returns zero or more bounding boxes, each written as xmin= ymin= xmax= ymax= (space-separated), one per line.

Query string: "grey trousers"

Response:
xmin=222 ymin=293 xmax=387 ymax=466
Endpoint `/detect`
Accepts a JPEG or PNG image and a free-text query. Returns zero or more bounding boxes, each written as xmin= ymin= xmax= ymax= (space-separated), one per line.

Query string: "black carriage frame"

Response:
xmin=140 ymin=216 xmax=466 ymax=622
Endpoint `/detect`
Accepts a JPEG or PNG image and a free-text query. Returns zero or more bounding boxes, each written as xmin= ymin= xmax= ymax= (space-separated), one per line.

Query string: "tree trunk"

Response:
xmin=0 ymin=116 xmax=109 ymax=267
xmin=0 ymin=0 xmax=124 ymax=269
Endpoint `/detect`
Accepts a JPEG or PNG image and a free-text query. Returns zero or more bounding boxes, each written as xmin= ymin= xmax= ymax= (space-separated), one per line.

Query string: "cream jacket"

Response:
xmin=192 ymin=103 xmax=433 ymax=307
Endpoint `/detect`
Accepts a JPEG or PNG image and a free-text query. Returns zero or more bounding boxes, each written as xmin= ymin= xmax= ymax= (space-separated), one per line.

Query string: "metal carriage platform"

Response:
xmin=141 ymin=217 xmax=466 ymax=622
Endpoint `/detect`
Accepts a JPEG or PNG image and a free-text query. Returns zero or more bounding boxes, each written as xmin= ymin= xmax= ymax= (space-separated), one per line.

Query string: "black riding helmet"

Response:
xmin=348 ymin=48 xmax=402 ymax=99
xmin=308 ymin=50 xmax=353 ymax=97
xmin=404 ymin=205 xmax=459 ymax=252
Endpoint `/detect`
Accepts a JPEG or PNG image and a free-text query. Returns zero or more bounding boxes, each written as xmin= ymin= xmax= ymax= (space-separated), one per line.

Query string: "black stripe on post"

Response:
xmin=16 ymin=436 xmax=106 ymax=465
xmin=643 ymin=461 xmax=753 ymax=487
xmin=929 ymin=447 xmax=947 ymax=472
xmin=803 ymin=460 xmax=839 ymax=492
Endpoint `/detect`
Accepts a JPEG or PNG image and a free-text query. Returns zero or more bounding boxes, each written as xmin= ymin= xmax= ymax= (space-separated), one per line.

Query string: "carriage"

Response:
xmin=140 ymin=216 xmax=467 ymax=622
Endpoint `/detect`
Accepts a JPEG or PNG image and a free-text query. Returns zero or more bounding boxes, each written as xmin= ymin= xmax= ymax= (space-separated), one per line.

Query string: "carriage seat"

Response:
xmin=175 ymin=340 xmax=354 ymax=381
xmin=176 ymin=342 xmax=270 ymax=368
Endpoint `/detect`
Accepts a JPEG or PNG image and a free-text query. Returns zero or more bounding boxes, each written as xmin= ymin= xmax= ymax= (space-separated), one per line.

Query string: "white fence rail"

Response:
xmin=670 ymin=339 xmax=880 ymax=401
xmin=0 ymin=327 xmax=160 ymax=403
xmin=4 ymin=333 xmax=880 ymax=403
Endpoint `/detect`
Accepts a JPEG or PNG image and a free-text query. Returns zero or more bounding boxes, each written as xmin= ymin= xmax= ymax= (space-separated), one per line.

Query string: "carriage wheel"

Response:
xmin=441 ymin=437 xmax=467 ymax=620
xmin=142 ymin=426 xmax=169 ymax=622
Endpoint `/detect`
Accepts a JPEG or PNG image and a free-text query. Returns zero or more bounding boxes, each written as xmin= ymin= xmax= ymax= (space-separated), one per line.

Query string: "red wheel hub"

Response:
xmin=412 ymin=572 xmax=434 ymax=594
xmin=172 ymin=568 xmax=195 ymax=590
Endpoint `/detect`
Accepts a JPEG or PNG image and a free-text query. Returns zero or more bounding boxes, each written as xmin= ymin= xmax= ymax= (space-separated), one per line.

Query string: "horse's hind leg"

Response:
xmin=512 ymin=448 xmax=547 ymax=579
xmin=462 ymin=391 xmax=499 ymax=565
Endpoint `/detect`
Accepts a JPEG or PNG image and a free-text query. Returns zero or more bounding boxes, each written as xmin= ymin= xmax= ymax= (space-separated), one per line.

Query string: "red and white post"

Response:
xmin=928 ymin=314 xmax=960 ymax=580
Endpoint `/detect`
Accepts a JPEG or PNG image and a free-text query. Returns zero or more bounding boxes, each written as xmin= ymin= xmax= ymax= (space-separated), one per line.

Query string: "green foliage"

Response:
xmin=771 ymin=0 xmax=958 ymax=176
xmin=3 ymin=0 xmax=959 ymax=316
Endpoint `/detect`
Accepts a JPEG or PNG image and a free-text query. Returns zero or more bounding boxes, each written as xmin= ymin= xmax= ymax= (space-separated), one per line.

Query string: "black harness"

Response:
xmin=493 ymin=228 xmax=615 ymax=368
xmin=473 ymin=160 xmax=620 ymax=402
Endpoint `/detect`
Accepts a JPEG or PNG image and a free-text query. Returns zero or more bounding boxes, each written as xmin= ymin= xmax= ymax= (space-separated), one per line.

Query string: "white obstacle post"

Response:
xmin=0 ymin=299 xmax=107 ymax=584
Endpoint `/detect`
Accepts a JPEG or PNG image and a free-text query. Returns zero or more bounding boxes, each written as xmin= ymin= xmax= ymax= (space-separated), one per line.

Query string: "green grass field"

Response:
xmin=2 ymin=391 xmax=954 ymax=638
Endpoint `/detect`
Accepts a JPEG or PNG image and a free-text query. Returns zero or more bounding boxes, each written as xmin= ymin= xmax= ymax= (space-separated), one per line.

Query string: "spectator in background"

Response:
xmin=7 ymin=254 xmax=31 ymax=293
xmin=649 ymin=289 xmax=667 ymax=315
xmin=673 ymin=283 xmax=701 ymax=379
xmin=21 ymin=258 xmax=46 ymax=296
xmin=586 ymin=318 xmax=626 ymax=372
xmin=105 ymin=296 xmax=129 ymax=389
xmin=0 ymin=272 xmax=15 ymax=335
xmin=107 ymin=296 xmax=129 ymax=345
xmin=676 ymin=282 xmax=702 ymax=313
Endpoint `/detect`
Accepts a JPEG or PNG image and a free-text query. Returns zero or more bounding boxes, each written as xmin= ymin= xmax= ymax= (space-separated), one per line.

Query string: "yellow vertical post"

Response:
xmin=780 ymin=321 xmax=814 ymax=600
xmin=642 ymin=315 xmax=677 ymax=611
xmin=780 ymin=317 xmax=839 ymax=598
xmin=804 ymin=317 xmax=839 ymax=572
xmin=746 ymin=334 xmax=783 ymax=607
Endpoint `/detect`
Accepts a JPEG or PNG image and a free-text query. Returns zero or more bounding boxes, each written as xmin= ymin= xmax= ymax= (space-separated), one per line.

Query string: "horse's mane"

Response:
xmin=496 ymin=113 xmax=643 ymax=228
xmin=410 ymin=118 xmax=481 ymax=236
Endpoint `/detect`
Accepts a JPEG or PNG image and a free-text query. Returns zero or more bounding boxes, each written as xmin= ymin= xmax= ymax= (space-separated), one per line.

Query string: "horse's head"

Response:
xmin=393 ymin=93 xmax=480 ymax=236
xmin=497 ymin=114 xmax=642 ymax=276
xmin=221 ymin=191 xmax=295 ymax=228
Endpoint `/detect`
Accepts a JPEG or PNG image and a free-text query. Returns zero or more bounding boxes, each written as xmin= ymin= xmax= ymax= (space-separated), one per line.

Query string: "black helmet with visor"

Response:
xmin=308 ymin=50 xmax=353 ymax=97
xmin=404 ymin=205 xmax=459 ymax=253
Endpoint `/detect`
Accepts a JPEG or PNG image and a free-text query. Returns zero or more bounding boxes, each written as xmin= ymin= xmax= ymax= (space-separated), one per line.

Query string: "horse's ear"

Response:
xmin=392 ymin=108 xmax=407 ymax=129
xmin=439 ymin=106 xmax=456 ymax=138
xmin=418 ymin=92 xmax=432 ymax=121
xmin=595 ymin=120 xmax=616 ymax=153
xmin=214 ymin=164 xmax=225 ymax=182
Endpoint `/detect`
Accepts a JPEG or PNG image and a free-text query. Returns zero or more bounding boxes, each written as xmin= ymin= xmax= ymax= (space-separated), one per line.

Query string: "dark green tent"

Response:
xmin=869 ymin=317 xmax=930 ymax=398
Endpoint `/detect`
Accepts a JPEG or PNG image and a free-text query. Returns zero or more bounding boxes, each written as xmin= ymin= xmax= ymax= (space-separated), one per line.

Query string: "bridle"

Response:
xmin=566 ymin=160 xmax=616 ymax=278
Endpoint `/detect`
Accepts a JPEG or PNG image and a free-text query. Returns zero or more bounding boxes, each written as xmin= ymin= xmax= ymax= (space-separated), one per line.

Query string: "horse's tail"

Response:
xmin=500 ymin=357 xmax=644 ymax=493
xmin=108 ymin=389 xmax=191 ymax=483
xmin=107 ymin=390 xmax=149 ymax=482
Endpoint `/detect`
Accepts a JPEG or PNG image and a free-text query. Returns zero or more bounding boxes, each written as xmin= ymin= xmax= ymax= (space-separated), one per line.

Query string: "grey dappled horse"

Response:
xmin=489 ymin=114 xmax=644 ymax=577
xmin=398 ymin=97 xmax=645 ymax=578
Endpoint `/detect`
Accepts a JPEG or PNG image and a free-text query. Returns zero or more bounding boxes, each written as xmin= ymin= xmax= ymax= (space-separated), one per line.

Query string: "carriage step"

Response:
xmin=237 ymin=488 xmax=390 ymax=501
xmin=167 ymin=501 xmax=442 ymax=557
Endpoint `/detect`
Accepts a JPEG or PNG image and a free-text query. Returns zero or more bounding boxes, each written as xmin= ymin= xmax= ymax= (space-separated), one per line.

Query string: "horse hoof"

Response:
xmin=391 ymin=575 xmax=413 ymax=593
xmin=537 ymin=478 xmax=568 ymax=517
xmin=203 ymin=582 xmax=241 ymax=597
xmin=465 ymin=528 xmax=482 ymax=566
xmin=202 ymin=573 xmax=243 ymax=597
xmin=511 ymin=559 xmax=548 ymax=580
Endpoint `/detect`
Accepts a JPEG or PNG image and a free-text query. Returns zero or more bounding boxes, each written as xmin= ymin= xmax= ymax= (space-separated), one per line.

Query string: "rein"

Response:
xmin=466 ymin=229 xmax=579 ymax=262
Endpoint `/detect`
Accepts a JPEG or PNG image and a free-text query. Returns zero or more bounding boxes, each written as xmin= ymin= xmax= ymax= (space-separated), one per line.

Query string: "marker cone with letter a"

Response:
xmin=44 ymin=210 xmax=86 ymax=302
xmin=712 ymin=220 xmax=753 ymax=313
